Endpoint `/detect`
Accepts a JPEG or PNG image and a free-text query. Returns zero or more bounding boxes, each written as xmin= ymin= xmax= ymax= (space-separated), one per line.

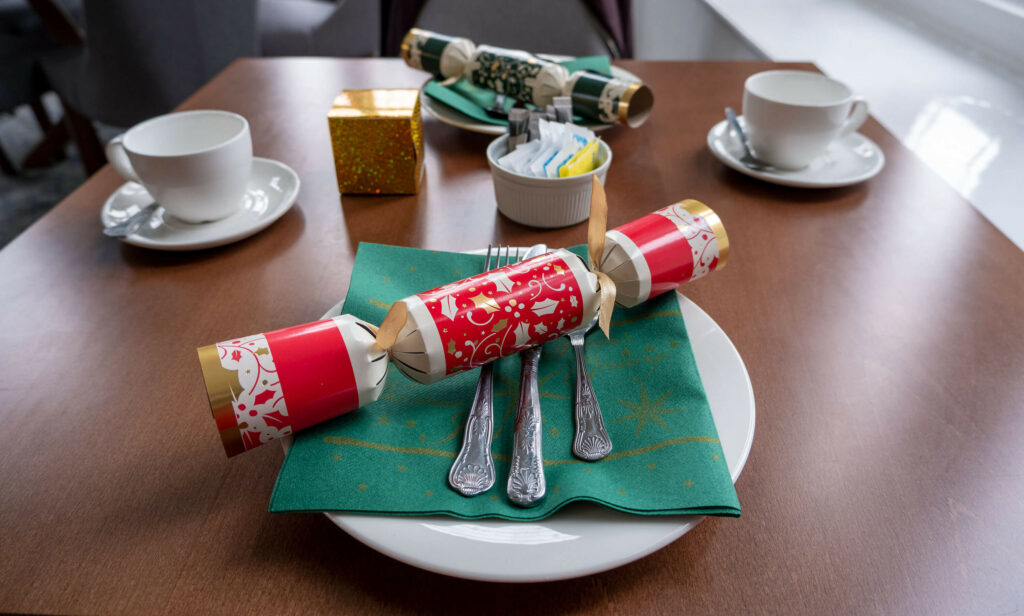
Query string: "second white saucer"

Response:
xmin=707 ymin=117 xmax=885 ymax=188
xmin=100 ymin=157 xmax=300 ymax=251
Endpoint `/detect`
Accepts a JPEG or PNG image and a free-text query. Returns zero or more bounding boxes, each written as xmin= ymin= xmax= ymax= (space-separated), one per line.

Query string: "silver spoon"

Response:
xmin=104 ymin=203 xmax=158 ymax=238
xmin=569 ymin=310 xmax=612 ymax=460
xmin=725 ymin=107 xmax=775 ymax=172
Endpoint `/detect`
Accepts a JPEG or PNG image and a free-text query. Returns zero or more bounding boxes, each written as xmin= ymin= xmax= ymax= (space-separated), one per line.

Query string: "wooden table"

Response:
xmin=1 ymin=59 xmax=1022 ymax=615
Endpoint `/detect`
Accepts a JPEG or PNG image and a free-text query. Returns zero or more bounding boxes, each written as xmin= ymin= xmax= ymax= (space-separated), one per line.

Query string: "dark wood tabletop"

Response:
xmin=1 ymin=58 xmax=1022 ymax=615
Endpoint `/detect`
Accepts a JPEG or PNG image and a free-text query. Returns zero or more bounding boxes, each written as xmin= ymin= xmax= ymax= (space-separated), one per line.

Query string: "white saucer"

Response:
xmin=707 ymin=117 xmax=885 ymax=188
xmin=100 ymin=157 xmax=300 ymax=251
xmin=284 ymin=282 xmax=755 ymax=582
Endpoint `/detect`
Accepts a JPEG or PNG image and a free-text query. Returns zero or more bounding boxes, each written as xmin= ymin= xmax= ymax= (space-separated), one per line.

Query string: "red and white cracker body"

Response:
xmin=198 ymin=314 xmax=387 ymax=456
xmin=390 ymin=248 xmax=599 ymax=384
xmin=601 ymin=200 xmax=728 ymax=307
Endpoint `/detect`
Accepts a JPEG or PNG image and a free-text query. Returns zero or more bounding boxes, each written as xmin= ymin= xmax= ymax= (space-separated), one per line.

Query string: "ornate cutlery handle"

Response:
xmin=448 ymin=363 xmax=496 ymax=495
xmin=508 ymin=346 xmax=545 ymax=507
xmin=571 ymin=337 xmax=612 ymax=460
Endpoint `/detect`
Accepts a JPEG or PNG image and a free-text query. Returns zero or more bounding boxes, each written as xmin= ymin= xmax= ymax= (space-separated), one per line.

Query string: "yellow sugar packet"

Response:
xmin=559 ymin=138 xmax=600 ymax=177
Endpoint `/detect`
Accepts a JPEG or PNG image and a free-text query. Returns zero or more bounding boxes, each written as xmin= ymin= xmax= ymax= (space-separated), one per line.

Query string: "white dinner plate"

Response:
xmin=707 ymin=116 xmax=885 ymax=188
xmin=421 ymin=62 xmax=642 ymax=135
xmin=286 ymin=275 xmax=755 ymax=582
xmin=100 ymin=157 xmax=300 ymax=251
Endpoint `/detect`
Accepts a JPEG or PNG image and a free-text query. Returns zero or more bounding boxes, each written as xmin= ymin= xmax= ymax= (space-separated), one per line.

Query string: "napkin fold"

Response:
xmin=423 ymin=55 xmax=614 ymax=126
xmin=269 ymin=243 xmax=741 ymax=520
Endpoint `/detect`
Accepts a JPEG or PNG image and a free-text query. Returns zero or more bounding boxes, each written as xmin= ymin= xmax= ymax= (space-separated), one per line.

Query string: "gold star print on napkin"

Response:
xmin=269 ymin=244 xmax=740 ymax=520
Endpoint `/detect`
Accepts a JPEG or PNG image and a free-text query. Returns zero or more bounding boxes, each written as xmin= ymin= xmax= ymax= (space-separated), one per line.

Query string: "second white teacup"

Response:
xmin=742 ymin=70 xmax=868 ymax=170
xmin=105 ymin=110 xmax=253 ymax=223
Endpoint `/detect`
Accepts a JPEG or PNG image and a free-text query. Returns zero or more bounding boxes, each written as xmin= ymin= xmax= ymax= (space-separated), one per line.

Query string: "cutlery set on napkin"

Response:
xmin=268 ymin=243 xmax=740 ymax=520
xmin=447 ymin=243 xmax=613 ymax=507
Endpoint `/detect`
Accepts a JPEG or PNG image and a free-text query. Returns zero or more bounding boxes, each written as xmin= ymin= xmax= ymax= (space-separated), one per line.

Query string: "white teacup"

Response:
xmin=742 ymin=70 xmax=868 ymax=170
xmin=105 ymin=110 xmax=253 ymax=223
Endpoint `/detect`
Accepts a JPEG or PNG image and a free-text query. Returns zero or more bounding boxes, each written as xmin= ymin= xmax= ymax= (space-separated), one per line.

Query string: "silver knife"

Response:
xmin=507 ymin=243 xmax=548 ymax=507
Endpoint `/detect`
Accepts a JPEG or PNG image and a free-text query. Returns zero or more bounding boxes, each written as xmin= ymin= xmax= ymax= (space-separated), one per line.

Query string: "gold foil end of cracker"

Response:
xmin=679 ymin=199 xmax=729 ymax=270
xmin=400 ymin=28 xmax=421 ymax=65
xmin=197 ymin=344 xmax=246 ymax=457
xmin=618 ymin=82 xmax=654 ymax=128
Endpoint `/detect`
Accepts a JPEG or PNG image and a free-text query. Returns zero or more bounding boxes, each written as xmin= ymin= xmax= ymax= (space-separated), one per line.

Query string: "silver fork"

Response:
xmin=507 ymin=243 xmax=548 ymax=507
xmin=569 ymin=310 xmax=612 ymax=460
xmin=449 ymin=245 xmax=512 ymax=496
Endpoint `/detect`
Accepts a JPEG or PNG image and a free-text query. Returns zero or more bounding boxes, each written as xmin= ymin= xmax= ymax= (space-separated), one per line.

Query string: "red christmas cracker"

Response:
xmin=197 ymin=315 xmax=386 ymax=456
xmin=601 ymin=200 xmax=729 ymax=307
xmin=197 ymin=193 xmax=730 ymax=456
xmin=389 ymin=248 xmax=599 ymax=385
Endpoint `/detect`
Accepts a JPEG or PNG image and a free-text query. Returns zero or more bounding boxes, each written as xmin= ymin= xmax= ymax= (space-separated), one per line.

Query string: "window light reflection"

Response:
xmin=905 ymin=97 xmax=1001 ymax=198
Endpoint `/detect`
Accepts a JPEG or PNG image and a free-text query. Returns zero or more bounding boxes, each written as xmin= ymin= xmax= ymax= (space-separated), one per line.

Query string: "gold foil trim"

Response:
xmin=617 ymin=82 xmax=642 ymax=125
xmin=679 ymin=199 xmax=730 ymax=270
xmin=411 ymin=94 xmax=423 ymax=163
xmin=328 ymin=89 xmax=421 ymax=118
xmin=588 ymin=175 xmax=617 ymax=338
xmin=587 ymin=175 xmax=608 ymax=271
xmin=374 ymin=300 xmax=408 ymax=352
xmin=617 ymin=82 xmax=654 ymax=127
xmin=595 ymin=271 xmax=617 ymax=339
xmin=197 ymin=344 xmax=246 ymax=457
xmin=400 ymin=28 xmax=420 ymax=66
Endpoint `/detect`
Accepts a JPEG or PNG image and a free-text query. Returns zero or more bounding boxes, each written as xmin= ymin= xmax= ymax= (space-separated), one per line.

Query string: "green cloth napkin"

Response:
xmin=423 ymin=55 xmax=613 ymax=126
xmin=269 ymin=243 xmax=740 ymax=520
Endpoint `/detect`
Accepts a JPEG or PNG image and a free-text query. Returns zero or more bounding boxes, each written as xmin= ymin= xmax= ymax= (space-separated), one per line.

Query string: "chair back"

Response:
xmin=415 ymin=0 xmax=616 ymax=58
xmin=62 ymin=0 xmax=258 ymax=126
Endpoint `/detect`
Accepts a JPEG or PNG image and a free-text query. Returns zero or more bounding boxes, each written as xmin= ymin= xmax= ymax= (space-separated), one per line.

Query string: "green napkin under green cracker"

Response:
xmin=423 ymin=55 xmax=614 ymax=126
xmin=269 ymin=243 xmax=740 ymax=520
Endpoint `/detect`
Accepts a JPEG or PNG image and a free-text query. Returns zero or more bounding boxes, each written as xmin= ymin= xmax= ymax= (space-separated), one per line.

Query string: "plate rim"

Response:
xmin=99 ymin=157 xmax=300 ymax=251
xmin=291 ymin=276 xmax=755 ymax=582
xmin=707 ymin=116 xmax=885 ymax=188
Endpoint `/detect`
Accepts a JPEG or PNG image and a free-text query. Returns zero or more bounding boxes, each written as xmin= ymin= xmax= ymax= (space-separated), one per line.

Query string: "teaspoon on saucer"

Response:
xmin=724 ymin=107 xmax=776 ymax=172
xmin=103 ymin=203 xmax=159 ymax=238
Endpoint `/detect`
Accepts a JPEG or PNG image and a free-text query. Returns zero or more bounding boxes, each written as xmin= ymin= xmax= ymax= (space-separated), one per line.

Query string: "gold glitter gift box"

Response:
xmin=328 ymin=89 xmax=424 ymax=194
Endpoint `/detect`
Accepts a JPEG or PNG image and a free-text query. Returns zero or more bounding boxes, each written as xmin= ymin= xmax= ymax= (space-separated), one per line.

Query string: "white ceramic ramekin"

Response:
xmin=486 ymin=135 xmax=611 ymax=228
